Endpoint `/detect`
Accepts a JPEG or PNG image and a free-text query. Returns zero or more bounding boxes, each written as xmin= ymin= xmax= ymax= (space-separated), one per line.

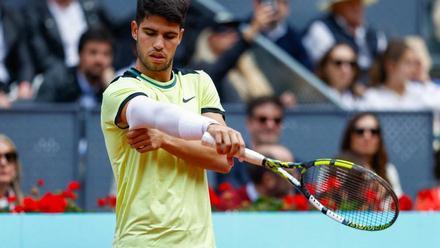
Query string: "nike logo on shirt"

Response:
xmin=183 ymin=96 xmax=195 ymax=103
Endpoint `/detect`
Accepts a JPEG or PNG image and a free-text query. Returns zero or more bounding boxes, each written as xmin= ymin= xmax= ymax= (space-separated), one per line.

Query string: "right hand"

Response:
xmin=206 ymin=124 xmax=245 ymax=163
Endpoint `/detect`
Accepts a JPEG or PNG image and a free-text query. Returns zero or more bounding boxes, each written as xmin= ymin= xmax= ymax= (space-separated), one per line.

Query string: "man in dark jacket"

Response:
xmin=36 ymin=27 xmax=113 ymax=109
xmin=0 ymin=2 xmax=35 ymax=108
xmin=25 ymin=0 xmax=131 ymax=74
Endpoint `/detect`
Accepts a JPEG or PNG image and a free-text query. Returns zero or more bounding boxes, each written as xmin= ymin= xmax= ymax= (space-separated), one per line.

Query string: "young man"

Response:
xmin=100 ymin=0 xmax=244 ymax=247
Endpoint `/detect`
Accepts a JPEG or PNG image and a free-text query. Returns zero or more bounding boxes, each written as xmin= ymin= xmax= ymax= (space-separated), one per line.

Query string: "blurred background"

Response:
xmin=0 ymin=0 xmax=440 ymax=215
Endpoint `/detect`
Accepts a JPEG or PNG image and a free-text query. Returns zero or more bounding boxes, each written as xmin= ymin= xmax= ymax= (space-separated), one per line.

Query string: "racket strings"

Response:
xmin=303 ymin=164 xmax=397 ymax=229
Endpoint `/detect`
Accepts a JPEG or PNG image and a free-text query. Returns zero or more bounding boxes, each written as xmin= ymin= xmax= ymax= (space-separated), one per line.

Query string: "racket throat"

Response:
xmin=308 ymin=195 xmax=345 ymax=223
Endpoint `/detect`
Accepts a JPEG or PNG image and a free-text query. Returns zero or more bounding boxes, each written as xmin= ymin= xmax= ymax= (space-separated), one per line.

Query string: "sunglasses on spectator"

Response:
xmin=0 ymin=151 xmax=18 ymax=163
xmin=253 ymin=116 xmax=283 ymax=125
xmin=352 ymin=127 xmax=380 ymax=136
xmin=330 ymin=59 xmax=357 ymax=68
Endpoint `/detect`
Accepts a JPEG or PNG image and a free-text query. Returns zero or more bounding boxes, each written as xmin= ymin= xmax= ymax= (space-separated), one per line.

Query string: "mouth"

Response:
xmin=149 ymin=53 xmax=166 ymax=63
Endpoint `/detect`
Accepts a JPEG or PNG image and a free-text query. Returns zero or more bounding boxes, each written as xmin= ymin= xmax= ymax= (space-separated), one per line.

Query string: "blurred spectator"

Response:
xmin=0 ymin=134 xmax=23 ymax=211
xmin=216 ymin=96 xmax=288 ymax=187
xmin=35 ymin=27 xmax=114 ymax=109
xmin=302 ymin=0 xmax=387 ymax=77
xmin=25 ymin=0 xmax=131 ymax=74
xmin=0 ymin=2 xmax=35 ymax=108
xmin=338 ymin=112 xmax=403 ymax=197
xmin=253 ymin=0 xmax=312 ymax=70
xmin=191 ymin=10 xmax=275 ymax=102
xmin=316 ymin=42 xmax=364 ymax=109
xmin=246 ymin=95 xmax=285 ymax=146
xmin=360 ymin=39 xmax=434 ymax=110
xmin=244 ymin=144 xmax=294 ymax=202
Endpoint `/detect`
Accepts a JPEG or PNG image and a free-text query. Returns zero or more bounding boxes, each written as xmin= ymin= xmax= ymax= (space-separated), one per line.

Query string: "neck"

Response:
xmin=385 ymin=77 xmax=406 ymax=95
xmin=135 ymin=60 xmax=173 ymax=82
xmin=0 ymin=183 xmax=7 ymax=196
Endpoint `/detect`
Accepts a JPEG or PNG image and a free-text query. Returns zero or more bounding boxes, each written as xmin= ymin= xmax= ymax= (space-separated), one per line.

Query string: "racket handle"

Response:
xmin=201 ymin=132 xmax=265 ymax=166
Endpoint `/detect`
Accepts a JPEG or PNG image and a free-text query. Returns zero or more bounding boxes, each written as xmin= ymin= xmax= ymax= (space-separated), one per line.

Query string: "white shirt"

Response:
xmin=302 ymin=16 xmax=387 ymax=70
xmin=358 ymin=82 xmax=429 ymax=111
xmin=48 ymin=0 xmax=88 ymax=67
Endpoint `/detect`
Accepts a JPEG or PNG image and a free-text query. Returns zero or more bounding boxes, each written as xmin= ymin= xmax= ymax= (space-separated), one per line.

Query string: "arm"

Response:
xmin=121 ymin=95 xmax=244 ymax=157
xmin=127 ymin=113 xmax=238 ymax=173
xmin=160 ymin=113 xmax=235 ymax=173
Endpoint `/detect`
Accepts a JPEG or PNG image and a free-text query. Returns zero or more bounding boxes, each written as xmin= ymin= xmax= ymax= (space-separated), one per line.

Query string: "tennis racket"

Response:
xmin=202 ymin=132 xmax=399 ymax=231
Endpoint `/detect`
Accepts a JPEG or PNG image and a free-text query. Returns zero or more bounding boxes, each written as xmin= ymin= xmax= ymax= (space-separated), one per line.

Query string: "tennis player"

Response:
xmin=100 ymin=0 xmax=245 ymax=247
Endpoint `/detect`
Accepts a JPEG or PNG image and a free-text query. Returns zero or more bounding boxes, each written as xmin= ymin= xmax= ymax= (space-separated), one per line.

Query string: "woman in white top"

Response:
xmin=316 ymin=43 xmax=364 ymax=109
xmin=338 ymin=112 xmax=403 ymax=197
xmin=360 ymin=40 xmax=427 ymax=110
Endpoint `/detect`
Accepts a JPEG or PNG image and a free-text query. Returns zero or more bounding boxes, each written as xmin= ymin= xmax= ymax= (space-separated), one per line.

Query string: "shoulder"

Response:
xmin=103 ymin=70 xmax=142 ymax=96
xmin=174 ymin=68 xmax=214 ymax=86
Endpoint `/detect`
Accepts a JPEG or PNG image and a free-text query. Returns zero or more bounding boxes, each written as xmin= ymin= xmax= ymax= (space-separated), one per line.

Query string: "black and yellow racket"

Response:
xmin=202 ymin=132 xmax=399 ymax=231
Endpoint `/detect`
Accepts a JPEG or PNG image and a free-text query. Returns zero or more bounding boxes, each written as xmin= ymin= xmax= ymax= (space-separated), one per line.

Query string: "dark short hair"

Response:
xmin=136 ymin=0 xmax=190 ymax=27
xmin=78 ymin=27 xmax=114 ymax=53
xmin=246 ymin=95 xmax=284 ymax=117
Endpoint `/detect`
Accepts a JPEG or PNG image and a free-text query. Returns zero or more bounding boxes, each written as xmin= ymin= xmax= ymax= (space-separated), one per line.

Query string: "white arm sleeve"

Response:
xmin=126 ymin=95 xmax=219 ymax=140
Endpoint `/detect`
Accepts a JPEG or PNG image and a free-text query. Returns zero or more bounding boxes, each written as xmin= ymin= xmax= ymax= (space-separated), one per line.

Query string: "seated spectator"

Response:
xmin=359 ymin=39 xmax=433 ymax=110
xmin=253 ymin=0 xmax=312 ymax=70
xmin=244 ymin=144 xmax=295 ymax=202
xmin=25 ymin=0 xmax=132 ymax=74
xmin=316 ymin=42 xmax=364 ymax=109
xmin=0 ymin=134 xmax=23 ymax=211
xmin=35 ymin=27 xmax=114 ymax=109
xmin=0 ymin=2 xmax=35 ymax=108
xmin=191 ymin=10 xmax=275 ymax=102
xmin=302 ymin=0 xmax=387 ymax=77
xmin=216 ymin=96 xmax=289 ymax=187
xmin=338 ymin=112 xmax=403 ymax=197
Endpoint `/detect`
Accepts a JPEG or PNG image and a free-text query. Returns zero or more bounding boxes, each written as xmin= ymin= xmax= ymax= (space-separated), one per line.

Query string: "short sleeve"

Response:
xmin=101 ymin=78 xmax=148 ymax=129
xmin=197 ymin=70 xmax=225 ymax=118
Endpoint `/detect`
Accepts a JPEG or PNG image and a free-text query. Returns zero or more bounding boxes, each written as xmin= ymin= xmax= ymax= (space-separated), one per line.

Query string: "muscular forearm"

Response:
xmin=161 ymin=134 xmax=232 ymax=173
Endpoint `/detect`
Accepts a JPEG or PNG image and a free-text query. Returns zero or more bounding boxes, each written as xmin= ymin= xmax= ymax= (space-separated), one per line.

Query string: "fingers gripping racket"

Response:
xmin=202 ymin=132 xmax=399 ymax=231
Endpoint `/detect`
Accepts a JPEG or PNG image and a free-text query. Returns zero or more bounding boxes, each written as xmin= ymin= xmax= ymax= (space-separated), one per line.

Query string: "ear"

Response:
xmin=131 ymin=21 xmax=138 ymax=41
xmin=177 ymin=28 xmax=185 ymax=45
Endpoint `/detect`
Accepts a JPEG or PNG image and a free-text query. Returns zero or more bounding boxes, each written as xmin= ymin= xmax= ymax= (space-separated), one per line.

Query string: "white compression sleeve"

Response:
xmin=126 ymin=95 xmax=219 ymax=140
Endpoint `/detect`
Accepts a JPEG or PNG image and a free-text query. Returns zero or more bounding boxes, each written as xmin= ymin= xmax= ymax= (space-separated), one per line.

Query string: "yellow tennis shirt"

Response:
xmin=101 ymin=68 xmax=224 ymax=248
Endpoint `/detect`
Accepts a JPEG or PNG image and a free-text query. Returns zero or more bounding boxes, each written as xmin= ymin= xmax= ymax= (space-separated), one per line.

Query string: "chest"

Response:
xmin=143 ymin=79 xmax=201 ymax=114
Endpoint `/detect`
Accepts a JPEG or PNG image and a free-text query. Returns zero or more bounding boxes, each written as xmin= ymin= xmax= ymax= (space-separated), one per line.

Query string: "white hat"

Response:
xmin=319 ymin=0 xmax=377 ymax=11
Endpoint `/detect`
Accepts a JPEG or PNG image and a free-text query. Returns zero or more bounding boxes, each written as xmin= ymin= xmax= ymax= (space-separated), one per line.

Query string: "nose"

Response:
xmin=153 ymin=36 xmax=164 ymax=50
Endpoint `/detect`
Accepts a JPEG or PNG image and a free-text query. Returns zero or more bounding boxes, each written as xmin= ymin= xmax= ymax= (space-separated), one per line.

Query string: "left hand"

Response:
xmin=127 ymin=128 xmax=164 ymax=153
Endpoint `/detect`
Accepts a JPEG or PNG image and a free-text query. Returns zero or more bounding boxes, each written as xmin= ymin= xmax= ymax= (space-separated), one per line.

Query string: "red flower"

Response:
xmin=364 ymin=189 xmax=378 ymax=203
xmin=62 ymin=190 xmax=77 ymax=200
xmin=12 ymin=205 xmax=24 ymax=213
xmin=415 ymin=187 xmax=440 ymax=211
xmin=37 ymin=179 xmax=45 ymax=187
xmin=39 ymin=193 xmax=67 ymax=213
xmin=283 ymin=194 xmax=309 ymax=211
xmin=23 ymin=197 xmax=39 ymax=212
xmin=97 ymin=198 xmax=107 ymax=208
xmin=218 ymin=182 xmax=233 ymax=193
xmin=107 ymin=195 xmax=117 ymax=208
xmin=67 ymin=181 xmax=81 ymax=191
xmin=208 ymin=187 xmax=221 ymax=208
xmin=398 ymin=194 xmax=413 ymax=211
xmin=7 ymin=195 xmax=16 ymax=203
xmin=322 ymin=177 xmax=341 ymax=191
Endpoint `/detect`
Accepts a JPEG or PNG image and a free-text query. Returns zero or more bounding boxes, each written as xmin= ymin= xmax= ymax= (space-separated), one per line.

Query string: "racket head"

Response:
xmin=300 ymin=159 xmax=399 ymax=231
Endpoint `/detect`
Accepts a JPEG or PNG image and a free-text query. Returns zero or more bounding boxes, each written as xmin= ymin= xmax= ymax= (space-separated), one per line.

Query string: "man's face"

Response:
xmin=247 ymin=103 xmax=283 ymax=145
xmin=131 ymin=15 xmax=183 ymax=73
xmin=79 ymin=41 xmax=113 ymax=82
xmin=333 ymin=0 xmax=364 ymax=28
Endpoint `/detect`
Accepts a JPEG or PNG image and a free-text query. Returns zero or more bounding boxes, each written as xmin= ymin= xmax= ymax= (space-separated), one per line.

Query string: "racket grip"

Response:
xmin=201 ymin=132 xmax=265 ymax=166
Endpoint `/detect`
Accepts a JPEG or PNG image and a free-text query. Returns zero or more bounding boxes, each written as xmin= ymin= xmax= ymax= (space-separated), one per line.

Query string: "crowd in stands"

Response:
xmin=1 ymin=0 xmax=440 ymax=211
